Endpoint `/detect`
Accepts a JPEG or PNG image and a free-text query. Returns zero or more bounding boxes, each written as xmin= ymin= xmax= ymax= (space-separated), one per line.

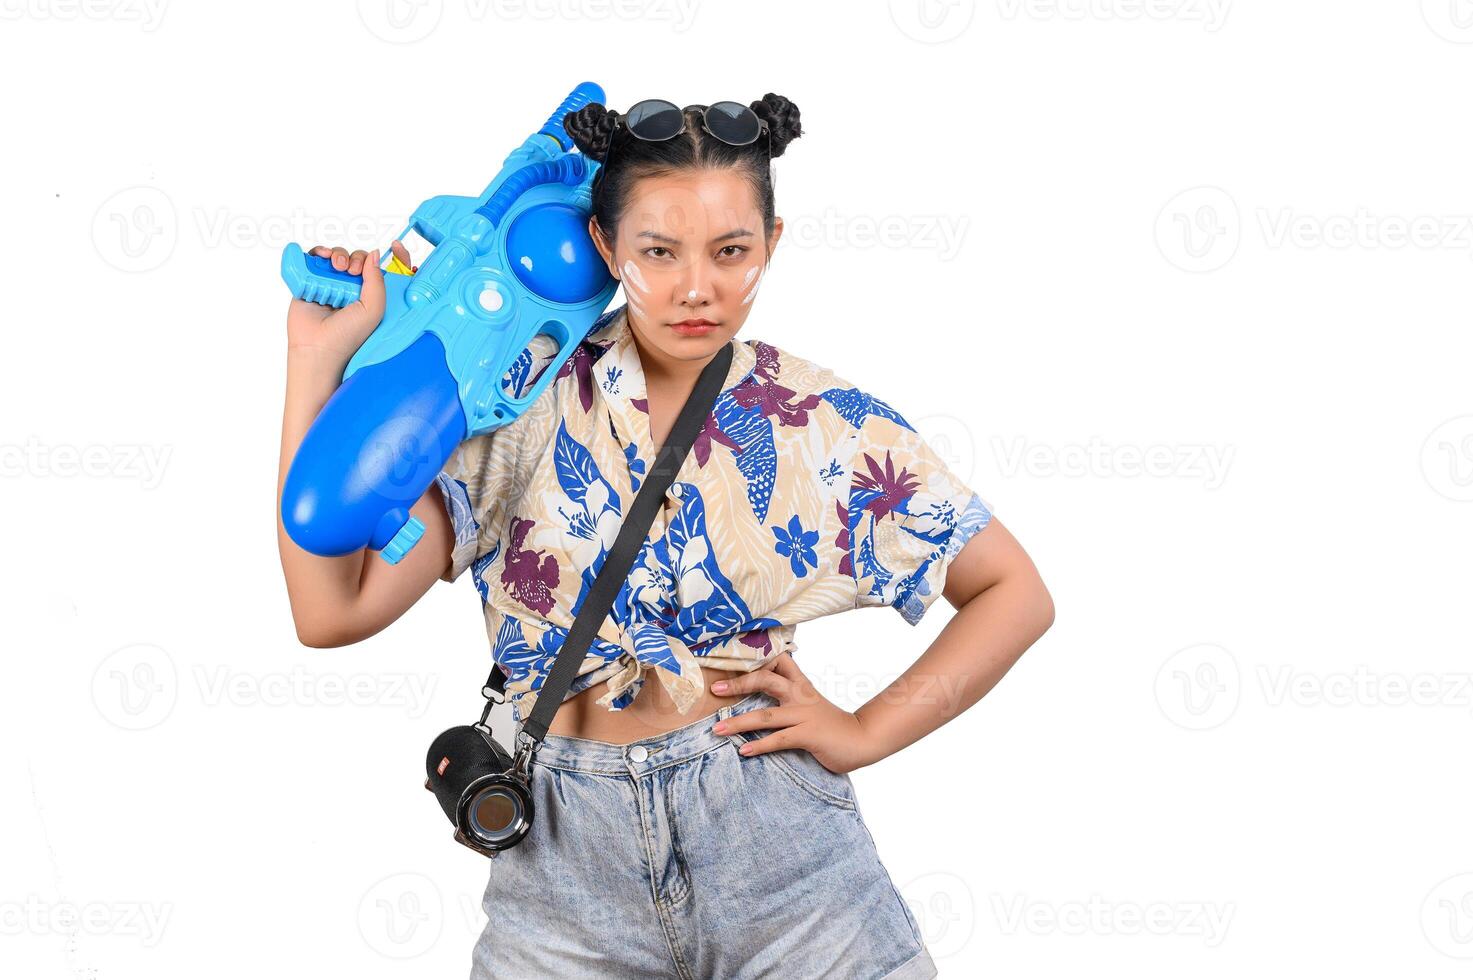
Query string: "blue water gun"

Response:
xmin=280 ymin=82 xmax=617 ymax=564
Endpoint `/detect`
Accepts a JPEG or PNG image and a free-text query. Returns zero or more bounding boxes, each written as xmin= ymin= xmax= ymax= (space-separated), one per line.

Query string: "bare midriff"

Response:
xmin=544 ymin=663 xmax=758 ymax=744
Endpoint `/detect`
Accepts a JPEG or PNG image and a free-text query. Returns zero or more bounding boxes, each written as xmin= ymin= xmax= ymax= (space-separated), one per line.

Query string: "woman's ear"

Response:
xmin=765 ymin=215 xmax=785 ymax=263
xmin=588 ymin=215 xmax=619 ymax=279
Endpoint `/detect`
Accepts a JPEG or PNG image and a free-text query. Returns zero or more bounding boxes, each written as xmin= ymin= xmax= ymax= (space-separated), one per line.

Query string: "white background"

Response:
xmin=4 ymin=1 xmax=1472 ymax=977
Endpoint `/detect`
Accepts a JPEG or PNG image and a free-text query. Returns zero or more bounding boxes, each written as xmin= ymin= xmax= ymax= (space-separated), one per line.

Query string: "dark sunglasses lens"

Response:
xmin=625 ymin=99 xmax=684 ymax=141
xmin=705 ymin=101 xmax=761 ymax=146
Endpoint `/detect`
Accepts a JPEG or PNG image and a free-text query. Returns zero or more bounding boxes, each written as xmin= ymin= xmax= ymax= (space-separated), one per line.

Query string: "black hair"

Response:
xmin=561 ymin=94 xmax=803 ymax=248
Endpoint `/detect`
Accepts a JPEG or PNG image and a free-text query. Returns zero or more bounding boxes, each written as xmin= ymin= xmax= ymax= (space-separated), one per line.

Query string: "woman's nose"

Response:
xmin=677 ymin=265 xmax=714 ymax=303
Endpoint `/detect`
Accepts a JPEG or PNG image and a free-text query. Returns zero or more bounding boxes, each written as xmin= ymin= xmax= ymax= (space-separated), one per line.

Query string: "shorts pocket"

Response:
xmin=729 ymin=729 xmax=857 ymax=812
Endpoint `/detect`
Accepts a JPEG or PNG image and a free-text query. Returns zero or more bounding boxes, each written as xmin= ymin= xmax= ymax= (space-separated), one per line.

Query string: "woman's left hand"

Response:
xmin=710 ymin=654 xmax=884 ymax=775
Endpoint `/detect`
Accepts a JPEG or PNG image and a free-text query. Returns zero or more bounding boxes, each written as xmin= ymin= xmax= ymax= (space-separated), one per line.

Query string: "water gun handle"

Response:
xmin=281 ymin=242 xmax=366 ymax=308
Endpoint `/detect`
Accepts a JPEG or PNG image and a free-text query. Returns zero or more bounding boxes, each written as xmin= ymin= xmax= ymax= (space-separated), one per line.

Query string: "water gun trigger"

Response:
xmin=385 ymin=250 xmax=416 ymax=276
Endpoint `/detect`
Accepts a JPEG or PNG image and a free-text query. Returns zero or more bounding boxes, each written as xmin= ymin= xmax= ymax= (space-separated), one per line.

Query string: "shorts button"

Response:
xmin=629 ymin=744 xmax=649 ymax=763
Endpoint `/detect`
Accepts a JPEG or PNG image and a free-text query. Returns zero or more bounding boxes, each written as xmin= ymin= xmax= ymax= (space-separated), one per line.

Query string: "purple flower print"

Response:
xmin=835 ymin=499 xmax=853 ymax=578
xmin=853 ymin=449 xmax=922 ymax=522
xmin=771 ymin=514 xmax=820 ymax=578
xmin=692 ymin=412 xmax=742 ymax=467
xmin=500 ymin=515 xmax=560 ymax=616
xmin=729 ymin=342 xmax=822 ymax=428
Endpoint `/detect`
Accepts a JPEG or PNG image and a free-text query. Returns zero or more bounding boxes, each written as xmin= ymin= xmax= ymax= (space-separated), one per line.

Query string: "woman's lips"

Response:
xmin=670 ymin=320 xmax=716 ymax=336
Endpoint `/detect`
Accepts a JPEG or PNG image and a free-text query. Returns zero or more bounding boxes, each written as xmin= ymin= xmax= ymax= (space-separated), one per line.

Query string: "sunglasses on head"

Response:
xmin=598 ymin=99 xmax=771 ymax=176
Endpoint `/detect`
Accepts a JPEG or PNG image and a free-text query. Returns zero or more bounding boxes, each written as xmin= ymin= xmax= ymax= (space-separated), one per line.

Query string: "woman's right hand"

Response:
xmin=285 ymin=240 xmax=412 ymax=360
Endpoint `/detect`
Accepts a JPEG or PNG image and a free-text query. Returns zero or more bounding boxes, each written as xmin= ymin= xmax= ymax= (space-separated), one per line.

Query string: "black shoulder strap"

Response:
xmin=490 ymin=341 xmax=733 ymax=746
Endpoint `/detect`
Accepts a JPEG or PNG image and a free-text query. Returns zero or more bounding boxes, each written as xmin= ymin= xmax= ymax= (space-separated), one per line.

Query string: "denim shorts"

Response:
xmin=469 ymin=690 xmax=938 ymax=980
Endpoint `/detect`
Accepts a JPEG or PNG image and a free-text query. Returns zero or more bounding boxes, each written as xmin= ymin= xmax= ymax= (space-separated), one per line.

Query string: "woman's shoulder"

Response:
xmin=739 ymin=336 xmax=894 ymax=434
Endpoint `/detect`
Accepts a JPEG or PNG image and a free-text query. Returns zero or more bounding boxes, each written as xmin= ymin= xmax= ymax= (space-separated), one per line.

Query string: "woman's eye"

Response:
xmin=644 ymin=247 xmax=673 ymax=260
xmin=719 ymin=245 xmax=748 ymax=259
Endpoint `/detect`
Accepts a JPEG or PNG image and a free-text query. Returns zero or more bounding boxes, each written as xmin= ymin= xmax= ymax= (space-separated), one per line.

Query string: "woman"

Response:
xmin=277 ymin=94 xmax=1054 ymax=980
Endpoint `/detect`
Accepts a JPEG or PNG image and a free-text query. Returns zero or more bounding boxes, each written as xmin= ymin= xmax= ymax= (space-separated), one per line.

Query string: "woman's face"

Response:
xmin=591 ymin=168 xmax=784 ymax=375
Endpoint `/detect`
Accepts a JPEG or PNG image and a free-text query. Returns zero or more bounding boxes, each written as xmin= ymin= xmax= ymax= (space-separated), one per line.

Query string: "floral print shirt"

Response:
xmin=434 ymin=305 xmax=993 ymax=725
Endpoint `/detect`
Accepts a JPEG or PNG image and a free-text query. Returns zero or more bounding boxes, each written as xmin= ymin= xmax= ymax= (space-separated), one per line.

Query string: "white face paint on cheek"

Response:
xmin=740 ymin=265 xmax=765 ymax=306
xmin=621 ymin=260 xmax=651 ymax=296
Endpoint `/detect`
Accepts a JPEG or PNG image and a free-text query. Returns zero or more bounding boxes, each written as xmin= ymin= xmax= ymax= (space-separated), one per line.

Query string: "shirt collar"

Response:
xmin=588 ymin=304 xmax=758 ymax=418
xmin=584 ymin=305 xmax=757 ymax=486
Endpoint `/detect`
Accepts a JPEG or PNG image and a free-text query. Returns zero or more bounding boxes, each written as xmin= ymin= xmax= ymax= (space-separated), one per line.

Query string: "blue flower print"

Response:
xmin=771 ymin=514 xmax=820 ymax=578
xmin=624 ymin=440 xmax=646 ymax=492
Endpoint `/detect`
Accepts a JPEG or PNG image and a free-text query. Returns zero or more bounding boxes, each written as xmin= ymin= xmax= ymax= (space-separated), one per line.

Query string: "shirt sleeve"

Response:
xmin=432 ymin=338 xmax=561 ymax=584
xmin=844 ymin=399 xmax=994 ymax=624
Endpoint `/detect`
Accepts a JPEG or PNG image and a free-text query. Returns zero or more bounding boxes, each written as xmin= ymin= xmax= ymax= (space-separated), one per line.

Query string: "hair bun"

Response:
xmin=562 ymin=103 xmax=620 ymax=159
xmin=750 ymin=93 xmax=803 ymax=158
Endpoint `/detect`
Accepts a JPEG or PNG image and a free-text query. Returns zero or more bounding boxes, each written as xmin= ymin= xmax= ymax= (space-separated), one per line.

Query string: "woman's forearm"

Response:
xmin=276 ymin=346 xmax=369 ymax=645
xmin=853 ymin=575 xmax=1054 ymax=763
